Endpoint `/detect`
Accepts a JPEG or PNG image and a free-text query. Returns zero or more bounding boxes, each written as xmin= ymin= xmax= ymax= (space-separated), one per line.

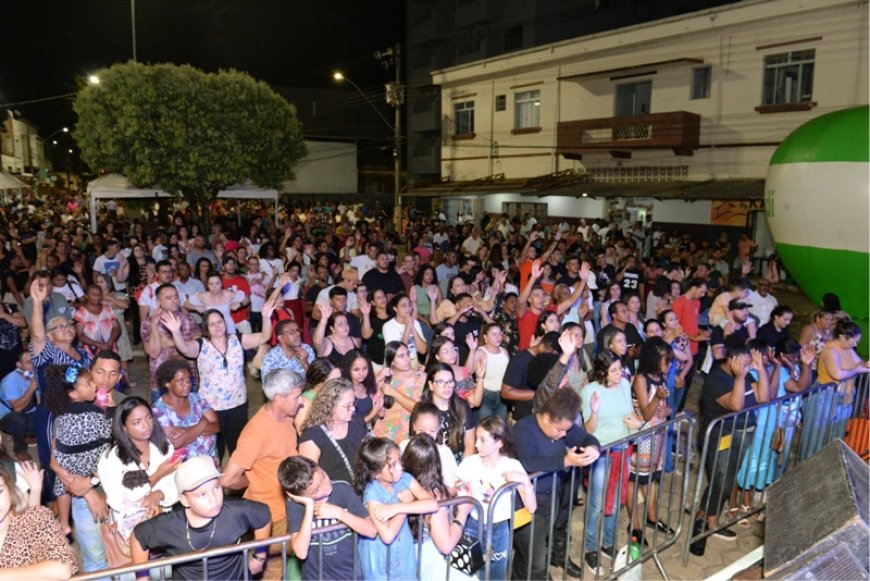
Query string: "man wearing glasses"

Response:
xmin=261 ymin=319 xmax=315 ymax=379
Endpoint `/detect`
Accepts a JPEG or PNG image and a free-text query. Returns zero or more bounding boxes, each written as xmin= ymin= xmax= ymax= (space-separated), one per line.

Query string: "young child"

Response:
xmin=455 ymin=415 xmax=537 ymax=581
xmin=44 ymin=365 xmax=112 ymax=542
xmin=353 ymin=437 xmax=439 ymax=580
xmin=399 ymin=402 xmax=458 ymax=486
xmin=401 ymin=434 xmax=475 ymax=581
xmin=279 ymin=456 xmax=377 ymax=580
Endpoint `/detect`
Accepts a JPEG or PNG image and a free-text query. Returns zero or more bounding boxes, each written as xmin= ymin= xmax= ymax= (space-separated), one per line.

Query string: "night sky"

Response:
xmin=1 ymin=0 xmax=405 ymax=135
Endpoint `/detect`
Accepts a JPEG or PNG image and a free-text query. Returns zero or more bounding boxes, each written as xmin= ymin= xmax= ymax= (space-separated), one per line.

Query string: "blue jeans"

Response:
xmin=585 ymin=456 xmax=619 ymax=551
xmin=468 ymin=517 xmax=509 ymax=580
xmin=476 ymin=390 xmax=506 ymax=421
xmin=72 ymin=495 xmax=107 ymax=573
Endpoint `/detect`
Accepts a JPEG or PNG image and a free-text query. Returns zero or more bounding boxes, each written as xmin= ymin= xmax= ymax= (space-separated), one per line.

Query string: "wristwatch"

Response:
xmin=89 ymin=475 xmax=101 ymax=487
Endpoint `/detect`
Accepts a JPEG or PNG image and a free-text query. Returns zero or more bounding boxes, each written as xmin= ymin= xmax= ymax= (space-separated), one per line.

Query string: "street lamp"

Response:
xmin=88 ymin=75 xmax=100 ymax=85
xmin=333 ymin=69 xmax=402 ymax=230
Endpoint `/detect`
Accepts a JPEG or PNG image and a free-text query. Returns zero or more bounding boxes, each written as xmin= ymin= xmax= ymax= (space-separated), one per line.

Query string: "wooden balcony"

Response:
xmin=557 ymin=111 xmax=701 ymax=157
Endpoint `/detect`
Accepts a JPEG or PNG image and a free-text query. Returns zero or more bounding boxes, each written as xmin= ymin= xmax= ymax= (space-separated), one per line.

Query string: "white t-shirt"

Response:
xmin=382 ymin=318 xmax=425 ymax=361
xmin=93 ymin=253 xmax=127 ymax=291
xmin=455 ymin=454 xmax=527 ymax=523
xmin=314 ymin=285 xmax=359 ymax=312
xmin=350 ymin=254 xmax=376 ymax=279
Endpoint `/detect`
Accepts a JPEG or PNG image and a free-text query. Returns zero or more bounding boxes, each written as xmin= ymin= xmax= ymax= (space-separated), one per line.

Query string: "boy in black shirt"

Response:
xmin=279 ymin=456 xmax=376 ymax=581
xmin=132 ymin=456 xmax=272 ymax=580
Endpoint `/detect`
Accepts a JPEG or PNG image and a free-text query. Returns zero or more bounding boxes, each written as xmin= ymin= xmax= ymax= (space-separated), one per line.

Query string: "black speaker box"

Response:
xmin=764 ymin=439 xmax=869 ymax=578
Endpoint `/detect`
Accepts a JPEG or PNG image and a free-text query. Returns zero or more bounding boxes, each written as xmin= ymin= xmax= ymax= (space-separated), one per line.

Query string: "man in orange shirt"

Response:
xmin=671 ymin=278 xmax=710 ymax=412
xmin=517 ymin=259 xmax=589 ymax=351
xmin=221 ymin=368 xmax=305 ymax=580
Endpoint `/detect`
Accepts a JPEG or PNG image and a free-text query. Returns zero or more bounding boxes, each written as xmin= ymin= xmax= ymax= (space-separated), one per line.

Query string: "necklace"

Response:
xmin=186 ymin=518 xmax=217 ymax=551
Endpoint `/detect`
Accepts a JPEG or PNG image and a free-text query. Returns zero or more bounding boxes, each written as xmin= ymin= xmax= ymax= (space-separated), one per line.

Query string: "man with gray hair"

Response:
xmin=220 ymin=369 xmax=304 ymax=580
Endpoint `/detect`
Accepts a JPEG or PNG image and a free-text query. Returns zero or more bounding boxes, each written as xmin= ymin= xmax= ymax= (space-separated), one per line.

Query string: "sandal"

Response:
xmin=737 ymin=504 xmax=753 ymax=528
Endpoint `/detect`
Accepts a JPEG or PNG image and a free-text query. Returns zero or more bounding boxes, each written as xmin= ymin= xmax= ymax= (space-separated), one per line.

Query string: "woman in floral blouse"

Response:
xmin=152 ymin=359 xmax=220 ymax=467
xmin=161 ymin=301 xmax=274 ymax=460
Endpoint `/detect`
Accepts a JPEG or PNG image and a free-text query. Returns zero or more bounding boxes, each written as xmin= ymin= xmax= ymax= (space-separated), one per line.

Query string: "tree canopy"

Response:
xmin=74 ymin=61 xmax=306 ymax=228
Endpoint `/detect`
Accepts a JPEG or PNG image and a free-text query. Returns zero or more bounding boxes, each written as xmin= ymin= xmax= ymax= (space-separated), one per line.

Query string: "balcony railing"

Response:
xmin=557 ymin=111 xmax=700 ymax=155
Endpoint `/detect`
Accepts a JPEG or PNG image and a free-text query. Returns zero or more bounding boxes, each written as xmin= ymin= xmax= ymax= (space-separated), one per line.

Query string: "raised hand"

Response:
xmin=475 ymin=354 xmax=487 ymax=378
xmin=160 ymin=311 xmax=182 ymax=333
xmin=426 ymin=285 xmax=439 ymax=303
xmin=29 ymin=278 xmax=48 ymax=303
xmin=730 ymin=355 xmax=748 ymax=378
xmin=466 ymin=333 xmax=479 ymax=353
xmin=590 ymin=391 xmax=600 ymax=413
xmin=579 ymin=261 xmax=591 ymax=281
xmin=359 ymin=296 xmax=372 ymax=317
xmin=558 ymin=330 xmax=577 ymax=356
xmin=530 ymin=259 xmax=543 ymax=280
xmin=320 ymin=302 xmax=333 ymax=320
xmin=750 ymin=349 xmax=764 ymax=371
xmin=799 ymin=345 xmax=816 ymax=366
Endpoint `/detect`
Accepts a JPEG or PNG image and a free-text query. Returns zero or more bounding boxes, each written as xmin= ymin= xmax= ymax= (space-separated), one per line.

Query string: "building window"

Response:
xmin=454 ymin=101 xmax=475 ymax=135
xmin=614 ymin=81 xmax=651 ymax=116
xmin=504 ymin=25 xmax=523 ymax=52
xmin=514 ymin=90 xmax=540 ymax=128
xmin=762 ymin=50 xmax=815 ymax=106
xmin=495 ymin=95 xmax=506 ymax=111
xmin=691 ymin=66 xmax=711 ymax=100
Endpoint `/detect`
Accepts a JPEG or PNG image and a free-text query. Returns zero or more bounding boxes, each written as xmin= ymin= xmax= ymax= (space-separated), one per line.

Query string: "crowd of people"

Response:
xmin=0 ymin=197 xmax=866 ymax=580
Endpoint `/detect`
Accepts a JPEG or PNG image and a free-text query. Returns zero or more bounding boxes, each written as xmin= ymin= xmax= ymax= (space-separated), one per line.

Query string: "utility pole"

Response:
xmin=131 ymin=0 xmax=138 ymax=61
xmin=377 ymin=44 xmax=403 ymax=232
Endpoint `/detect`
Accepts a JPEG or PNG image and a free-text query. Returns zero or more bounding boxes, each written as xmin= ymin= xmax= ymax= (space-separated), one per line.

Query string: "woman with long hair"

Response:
xmin=455 ymin=416 xmax=536 ymax=581
xmin=299 ymin=378 xmax=368 ymax=483
xmin=421 ymin=363 xmax=476 ymax=463
xmin=374 ymin=341 xmax=427 ymax=442
xmin=799 ymin=310 xmax=835 ymax=372
xmin=383 ymin=293 xmax=428 ymax=364
xmin=341 ymin=350 xmax=385 ymax=428
xmin=401 ymin=434 xmax=475 ymax=581
xmin=98 ymin=396 xmax=181 ymax=543
xmin=412 ymin=264 xmax=442 ymax=330
xmin=184 ymin=272 xmax=246 ymax=334
xmin=474 ymin=323 xmax=510 ymax=419
xmin=601 ymin=326 xmax=635 ymax=379
xmin=0 ymin=467 xmax=77 ymax=580
xmin=360 ymin=287 xmax=391 ymax=367
xmin=162 ymin=303 xmax=274 ymax=459
xmin=580 ymin=351 xmax=644 ymax=567
xmin=627 ymin=338 xmax=675 ymax=541
xmin=194 ymin=257 xmax=212 ymax=288
xmin=425 ymin=335 xmax=481 ymax=406
xmin=295 ymin=358 xmax=342 ymax=434
xmin=313 ymin=305 xmax=361 ymax=364
xmin=659 ymin=309 xmax=692 ymax=391
xmin=530 ymin=310 xmax=560 ymax=349
xmin=95 ymin=273 xmax=133 ymax=377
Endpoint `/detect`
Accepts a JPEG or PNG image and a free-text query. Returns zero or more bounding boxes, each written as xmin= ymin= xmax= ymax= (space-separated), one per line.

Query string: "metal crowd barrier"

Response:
xmin=72 ymin=496 xmax=484 ymax=581
xmin=682 ymin=376 xmax=868 ymax=565
xmin=483 ymin=413 xmax=695 ymax=581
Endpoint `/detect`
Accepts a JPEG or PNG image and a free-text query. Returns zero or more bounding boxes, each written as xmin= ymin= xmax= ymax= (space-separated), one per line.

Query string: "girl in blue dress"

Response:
xmin=354 ymin=437 xmax=438 ymax=580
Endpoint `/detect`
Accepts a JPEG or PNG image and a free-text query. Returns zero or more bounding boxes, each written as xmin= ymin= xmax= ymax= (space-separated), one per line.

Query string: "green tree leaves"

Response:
xmin=74 ymin=61 xmax=306 ymax=227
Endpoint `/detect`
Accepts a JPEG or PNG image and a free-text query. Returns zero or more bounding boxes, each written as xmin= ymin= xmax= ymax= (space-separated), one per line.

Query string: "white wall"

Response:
xmin=283 ymin=140 xmax=357 ymax=194
xmin=648 ymin=199 xmax=712 ymax=225
xmin=451 ymin=193 xmax=607 ymax=218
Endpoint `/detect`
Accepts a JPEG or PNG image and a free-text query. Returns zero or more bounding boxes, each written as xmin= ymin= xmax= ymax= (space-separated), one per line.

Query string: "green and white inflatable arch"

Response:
xmin=765 ymin=106 xmax=869 ymax=352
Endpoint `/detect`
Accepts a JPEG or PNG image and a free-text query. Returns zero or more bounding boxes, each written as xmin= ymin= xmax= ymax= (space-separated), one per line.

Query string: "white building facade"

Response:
xmin=423 ymin=0 xmax=869 ymax=227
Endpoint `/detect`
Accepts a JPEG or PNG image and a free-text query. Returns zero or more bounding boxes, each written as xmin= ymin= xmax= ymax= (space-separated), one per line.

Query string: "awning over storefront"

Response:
xmin=403 ymin=170 xmax=763 ymax=201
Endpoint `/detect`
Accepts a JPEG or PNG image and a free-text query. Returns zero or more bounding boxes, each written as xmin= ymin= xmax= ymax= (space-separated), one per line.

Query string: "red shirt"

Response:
xmin=222 ymin=275 xmax=251 ymax=324
xmin=672 ymin=295 xmax=701 ymax=355
xmin=517 ymin=305 xmax=556 ymax=351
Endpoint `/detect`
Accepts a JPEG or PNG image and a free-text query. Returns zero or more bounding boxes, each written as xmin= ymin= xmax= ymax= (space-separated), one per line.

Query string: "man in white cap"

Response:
xmin=130 ymin=455 xmax=272 ymax=580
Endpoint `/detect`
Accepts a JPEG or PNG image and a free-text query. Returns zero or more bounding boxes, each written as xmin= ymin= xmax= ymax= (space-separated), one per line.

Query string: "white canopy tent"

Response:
xmin=216 ymin=182 xmax=279 ymax=227
xmin=86 ymin=174 xmax=175 ymax=233
xmin=86 ymin=174 xmax=279 ymax=232
xmin=0 ymin=171 xmax=30 ymax=190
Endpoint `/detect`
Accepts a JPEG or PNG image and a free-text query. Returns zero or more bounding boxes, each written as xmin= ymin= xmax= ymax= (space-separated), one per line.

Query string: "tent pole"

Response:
xmin=90 ymin=193 xmax=97 ymax=233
